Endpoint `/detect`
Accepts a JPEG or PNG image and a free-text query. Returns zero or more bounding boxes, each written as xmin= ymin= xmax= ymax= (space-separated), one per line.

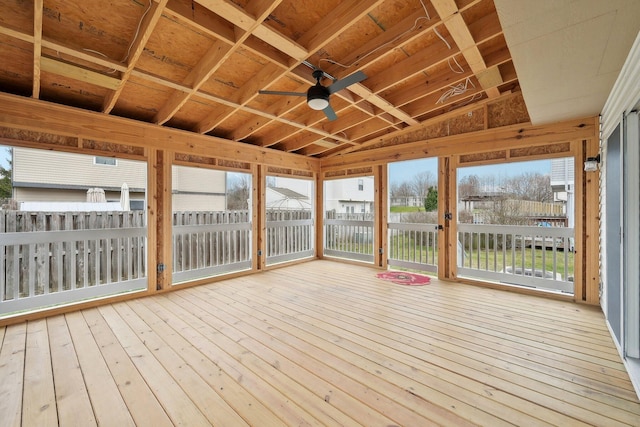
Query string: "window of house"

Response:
xmin=358 ymin=179 xmax=364 ymax=191
xmin=94 ymin=156 xmax=117 ymax=166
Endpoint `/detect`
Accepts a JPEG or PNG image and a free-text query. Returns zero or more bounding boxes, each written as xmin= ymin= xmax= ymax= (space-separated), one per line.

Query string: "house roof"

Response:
xmin=0 ymin=0 xmax=638 ymax=160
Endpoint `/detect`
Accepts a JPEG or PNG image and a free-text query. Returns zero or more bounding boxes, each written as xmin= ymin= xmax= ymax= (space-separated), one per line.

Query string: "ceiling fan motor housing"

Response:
xmin=307 ymin=84 xmax=330 ymax=110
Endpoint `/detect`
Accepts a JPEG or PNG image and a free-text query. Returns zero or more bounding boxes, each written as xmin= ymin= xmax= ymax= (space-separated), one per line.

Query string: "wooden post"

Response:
xmin=582 ymin=135 xmax=601 ymax=304
xmin=253 ymin=164 xmax=265 ymax=271
xmin=315 ymin=172 xmax=324 ymax=259
xmin=376 ymin=164 xmax=388 ymax=269
xmin=438 ymin=156 xmax=457 ymax=280
xmin=148 ymin=148 xmax=172 ymax=291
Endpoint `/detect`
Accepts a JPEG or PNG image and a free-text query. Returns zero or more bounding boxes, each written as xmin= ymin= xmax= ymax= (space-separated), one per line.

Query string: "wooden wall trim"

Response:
xmin=321 ymin=116 xmax=599 ymax=171
xmin=0 ymin=92 xmax=320 ymax=173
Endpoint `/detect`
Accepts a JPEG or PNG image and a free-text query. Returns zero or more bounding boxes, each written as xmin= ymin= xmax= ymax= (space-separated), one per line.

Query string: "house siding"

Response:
xmin=13 ymin=147 xmax=146 ymax=190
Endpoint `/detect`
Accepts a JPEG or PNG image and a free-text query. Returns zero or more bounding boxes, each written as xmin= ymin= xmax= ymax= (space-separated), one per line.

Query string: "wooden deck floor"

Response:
xmin=1 ymin=260 xmax=639 ymax=426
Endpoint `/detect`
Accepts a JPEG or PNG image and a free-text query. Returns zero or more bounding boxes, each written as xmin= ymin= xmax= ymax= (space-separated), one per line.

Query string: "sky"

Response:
xmin=388 ymin=157 xmax=553 ymax=185
xmin=0 ymin=146 xmax=9 ymax=169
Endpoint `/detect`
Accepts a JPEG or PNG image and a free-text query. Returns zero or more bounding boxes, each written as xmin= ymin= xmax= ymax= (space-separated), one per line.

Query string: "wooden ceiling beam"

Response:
xmin=154 ymin=0 xmax=284 ymax=125
xmin=217 ymin=0 xmax=423 ymax=141
xmin=276 ymin=133 xmax=330 ymax=153
xmin=40 ymin=57 xmax=121 ymax=90
xmin=103 ymin=0 xmax=168 ymax=114
xmin=196 ymin=62 xmax=284 ymax=133
xmin=431 ymin=0 xmax=500 ymax=98
xmin=296 ymin=0 xmax=384 ymax=52
xmin=41 ymin=38 xmax=128 ymax=73
xmin=327 ymin=90 xmax=521 ymax=159
xmin=321 ymin=116 xmax=596 ymax=168
xmin=322 ymin=10 xmax=436 ymax=74
xmin=196 ymin=0 xmax=307 ymax=59
xmin=194 ymin=1 xmax=396 ymax=143
xmin=32 ymin=0 xmax=43 ymax=99
xmin=0 ymin=22 xmax=32 ymax=43
xmin=165 ymin=0 xmax=236 ymax=44
xmin=153 ymin=40 xmax=233 ymax=124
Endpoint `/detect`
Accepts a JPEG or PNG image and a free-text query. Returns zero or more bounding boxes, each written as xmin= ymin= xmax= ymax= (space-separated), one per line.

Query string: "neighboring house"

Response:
xmin=12 ymin=147 xmax=146 ymax=209
xmin=551 ymin=158 xmax=576 ymax=229
xmin=324 ymin=176 xmax=374 ymax=214
xmin=11 ymin=147 xmax=227 ymax=211
xmin=171 ymin=165 xmax=226 ymax=211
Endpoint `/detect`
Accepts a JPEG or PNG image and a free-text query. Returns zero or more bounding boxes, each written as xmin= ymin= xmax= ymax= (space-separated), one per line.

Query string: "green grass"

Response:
xmin=390 ymin=206 xmax=424 ymax=213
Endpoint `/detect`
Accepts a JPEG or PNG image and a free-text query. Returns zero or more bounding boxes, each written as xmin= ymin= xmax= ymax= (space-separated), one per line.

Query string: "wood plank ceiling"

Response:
xmin=0 ymin=0 xmax=519 ymax=158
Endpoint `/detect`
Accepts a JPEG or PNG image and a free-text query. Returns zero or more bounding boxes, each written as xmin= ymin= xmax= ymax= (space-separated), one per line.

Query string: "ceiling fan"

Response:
xmin=258 ymin=69 xmax=367 ymax=121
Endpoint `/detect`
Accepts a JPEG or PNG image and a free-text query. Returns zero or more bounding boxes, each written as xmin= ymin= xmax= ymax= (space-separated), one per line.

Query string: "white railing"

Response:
xmin=0 ymin=226 xmax=147 ymax=316
xmin=388 ymin=222 xmax=438 ymax=272
xmin=172 ymin=221 xmax=251 ymax=283
xmin=324 ymin=218 xmax=374 ymax=263
xmin=457 ymin=223 xmax=574 ymax=293
xmin=266 ymin=218 xmax=314 ymax=265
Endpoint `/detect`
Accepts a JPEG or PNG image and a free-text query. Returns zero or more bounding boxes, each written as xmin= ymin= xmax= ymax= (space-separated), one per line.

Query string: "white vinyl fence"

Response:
xmin=0 ymin=211 xmax=146 ymax=316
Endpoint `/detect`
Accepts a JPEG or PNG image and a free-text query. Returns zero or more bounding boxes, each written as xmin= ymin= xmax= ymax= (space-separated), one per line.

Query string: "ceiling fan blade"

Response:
xmin=258 ymin=90 xmax=306 ymax=97
xmin=323 ymin=104 xmax=337 ymax=121
xmin=327 ymin=70 xmax=367 ymax=94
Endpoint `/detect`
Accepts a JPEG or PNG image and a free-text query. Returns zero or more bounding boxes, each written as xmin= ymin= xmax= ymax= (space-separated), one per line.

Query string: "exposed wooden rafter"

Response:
xmin=0 ymin=0 xmax=519 ymax=158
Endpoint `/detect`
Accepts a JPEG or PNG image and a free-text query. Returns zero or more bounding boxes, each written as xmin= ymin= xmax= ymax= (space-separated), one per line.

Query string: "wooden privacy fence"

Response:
xmin=0 ymin=211 xmax=146 ymax=316
xmin=172 ymin=210 xmax=252 ymax=284
xmin=266 ymin=210 xmax=313 ymax=265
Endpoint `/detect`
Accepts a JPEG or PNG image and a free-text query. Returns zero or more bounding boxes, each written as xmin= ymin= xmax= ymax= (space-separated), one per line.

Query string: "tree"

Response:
xmin=458 ymin=174 xmax=481 ymax=200
xmin=506 ymin=172 xmax=552 ymax=202
xmin=423 ymin=186 xmax=438 ymax=212
xmin=390 ymin=181 xmax=413 ymax=198
xmin=411 ymin=171 xmax=435 ymax=200
xmin=226 ymin=174 xmax=250 ymax=210
xmin=0 ymin=148 xmax=12 ymax=200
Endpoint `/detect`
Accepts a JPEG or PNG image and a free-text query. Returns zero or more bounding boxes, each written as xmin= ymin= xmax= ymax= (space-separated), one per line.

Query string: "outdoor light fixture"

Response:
xmin=306 ymin=84 xmax=330 ymax=110
xmin=584 ymin=154 xmax=601 ymax=172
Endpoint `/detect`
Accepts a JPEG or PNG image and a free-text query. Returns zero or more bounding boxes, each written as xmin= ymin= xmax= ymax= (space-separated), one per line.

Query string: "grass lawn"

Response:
xmin=390 ymin=206 xmax=424 ymax=213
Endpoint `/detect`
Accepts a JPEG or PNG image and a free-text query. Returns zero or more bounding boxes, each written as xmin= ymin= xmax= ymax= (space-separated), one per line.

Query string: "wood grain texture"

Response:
xmin=1 ymin=260 xmax=637 ymax=425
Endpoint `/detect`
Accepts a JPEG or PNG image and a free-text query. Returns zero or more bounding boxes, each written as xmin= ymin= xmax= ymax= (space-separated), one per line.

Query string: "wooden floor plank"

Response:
xmin=266 ymin=265 xmax=638 ymax=425
xmin=147 ymin=293 xmax=360 ymax=426
xmin=187 ymin=284 xmax=546 ymax=426
xmin=0 ymin=323 xmax=27 ymax=427
xmin=47 ymin=315 xmax=97 ymax=426
xmin=114 ymin=300 xmax=251 ymax=426
xmin=279 ymin=269 xmax=639 ymax=403
xmin=64 ymin=311 xmax=136 ymax=427
xmin=7 ymin=260 xmax=640 ymax=426
xmin=131 ymin=297 xmax=288 ymax=427
xmin=169 ymin=290 xmax=437 ymax=427
xmin=22 ymin=319 xmax=57 ymax=426
xmin=262 ymin=276 xmax=637 ymax=423
xmin=212 ymin=277 xmax=587 ymax=426
xmin=97 ymin=304 xmax=212 ymax=426
xmin=80 ymin=308 xmax=174 ymax=427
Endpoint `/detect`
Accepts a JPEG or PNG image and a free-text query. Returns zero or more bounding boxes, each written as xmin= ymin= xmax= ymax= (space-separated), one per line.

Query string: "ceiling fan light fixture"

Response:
xmin=307 ymin=85 xmax=330 ymax=110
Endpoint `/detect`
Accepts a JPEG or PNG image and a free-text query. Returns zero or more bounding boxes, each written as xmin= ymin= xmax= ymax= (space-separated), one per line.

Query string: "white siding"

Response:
xmin=325 ymin=177 xmax=374 ymax=213
xmin=172 ymin=165 xmax=226 ymax=193
xmin=550 ymin=158 xmax=574 ymax=187
xmin=13 ymin=147 xmax=146 ymax=189
xmin=172 ymin=194 xmax=226 ymax=212
xmin=171 ymin=165 xmax=227 ymax=211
